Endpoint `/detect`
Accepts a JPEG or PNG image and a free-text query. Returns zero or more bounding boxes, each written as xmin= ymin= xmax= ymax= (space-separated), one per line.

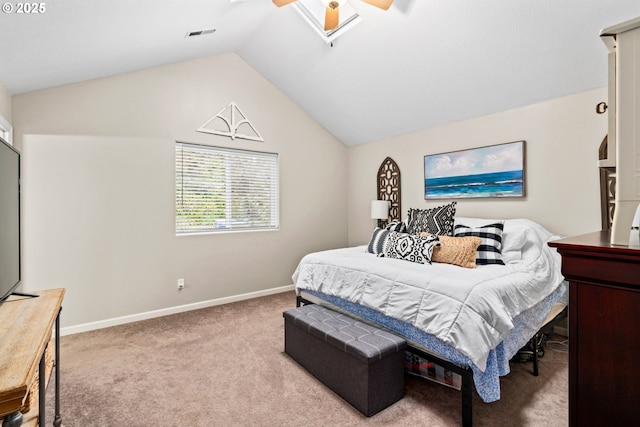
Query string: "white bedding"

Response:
xmin=292 ymin=218 xmax=565 ymax=371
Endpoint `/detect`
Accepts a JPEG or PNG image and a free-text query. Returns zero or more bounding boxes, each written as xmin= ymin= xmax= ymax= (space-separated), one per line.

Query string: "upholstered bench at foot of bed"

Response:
xmin=283 ymin=304 xmax=407 ymax=417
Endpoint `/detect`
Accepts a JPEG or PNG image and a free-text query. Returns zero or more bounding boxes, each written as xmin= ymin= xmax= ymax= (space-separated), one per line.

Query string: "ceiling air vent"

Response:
xmin=185 ymin=28 xmax=216 ymax=38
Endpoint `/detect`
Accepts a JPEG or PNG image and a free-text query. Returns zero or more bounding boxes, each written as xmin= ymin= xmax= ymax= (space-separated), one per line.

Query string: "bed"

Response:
xmin=291 ymin=214 xmax=567 ymax=425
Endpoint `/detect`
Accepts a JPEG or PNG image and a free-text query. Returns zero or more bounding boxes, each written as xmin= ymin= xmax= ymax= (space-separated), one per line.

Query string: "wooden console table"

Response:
xmin=0 ymin=289 xmax=64 ymax=427
xmin=549 ymin=232 xmax=640 ymax=427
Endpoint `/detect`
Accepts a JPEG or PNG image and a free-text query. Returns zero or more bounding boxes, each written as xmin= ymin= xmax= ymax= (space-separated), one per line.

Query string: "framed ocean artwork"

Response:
xmin=424 ymin=140 xmax=525 ymax=200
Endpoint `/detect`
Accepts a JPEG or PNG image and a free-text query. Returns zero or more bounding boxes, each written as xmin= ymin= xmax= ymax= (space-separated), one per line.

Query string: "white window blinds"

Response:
xmin=176 ymin=142 xmax=279 ymax=234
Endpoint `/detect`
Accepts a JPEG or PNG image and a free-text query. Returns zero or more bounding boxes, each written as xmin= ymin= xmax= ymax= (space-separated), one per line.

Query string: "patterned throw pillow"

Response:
xmin=383 ymin=232 xmax=440 ymax=264
xmin=421 ymin=233 xmax=482 ymax=268
xmin=366 ymin=222 xmax=409 ymax=256
xmin=406 ymin=201 xmax=457 ymax=236
xmin=385 ymin=220 xmax=407 ymax=233
xmin=453 ymin=222 xmax=505 ymax=265
xmin=366 ymin=227 xmax=390 ymax=256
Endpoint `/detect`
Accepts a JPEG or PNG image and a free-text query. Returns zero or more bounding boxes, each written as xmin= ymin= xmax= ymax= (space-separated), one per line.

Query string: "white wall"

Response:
xmin=13 ymin=53 xmax=348 ymax=329
xmin=11 ymin=52 xmax=609 ymax=330
xmin=348 ymin=88 xmax=608 ymax=245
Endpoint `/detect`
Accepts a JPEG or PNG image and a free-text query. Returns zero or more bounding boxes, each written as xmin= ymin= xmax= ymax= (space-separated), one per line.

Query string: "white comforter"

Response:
xmin=292 ymin=218 xmax=565 ymax=371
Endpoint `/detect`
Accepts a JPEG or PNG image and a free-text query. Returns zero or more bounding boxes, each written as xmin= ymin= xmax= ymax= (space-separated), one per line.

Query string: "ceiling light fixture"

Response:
xmin=325 ymin=1 xmax=340 ymax=31
xmin=273 ymin=0 xmax=393 ymax=31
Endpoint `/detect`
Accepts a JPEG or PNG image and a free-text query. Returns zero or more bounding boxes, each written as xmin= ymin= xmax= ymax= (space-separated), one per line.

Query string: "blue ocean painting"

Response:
xmin=424 ymin=141 xmax=525 ymax=199
xmin=425 ymin=170 xmax=524 ymax=199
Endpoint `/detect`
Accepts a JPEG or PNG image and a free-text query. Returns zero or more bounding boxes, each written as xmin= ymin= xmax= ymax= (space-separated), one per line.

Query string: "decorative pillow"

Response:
xmin=454 ymin=222 xmax=505 ymax=265
xmin=385 ymin=220 xmax=407 ymax=233
xmin=501 ymin=226 xmax=529 ymax=263
xmin=406 ymin=201 xmax=457 ymax=236
xmin=383 ymin=231 xmax=440 ymax=264
xmin=366 ymin=227 xmax=390 ymax=256
xmin=454 ymin=217 xmax=529 ymax=263
xmin=421 ymin=233 xmax=482 ymax=268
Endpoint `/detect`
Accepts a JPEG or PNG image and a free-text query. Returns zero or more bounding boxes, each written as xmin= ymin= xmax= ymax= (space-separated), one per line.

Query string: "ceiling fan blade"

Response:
xmin=272 ymin=0 xmax=298 ymax=7
xmin=324 ymin=2 xmax=340 ymax=31
xmin=360 ymin=0 xmax=393 ymax=10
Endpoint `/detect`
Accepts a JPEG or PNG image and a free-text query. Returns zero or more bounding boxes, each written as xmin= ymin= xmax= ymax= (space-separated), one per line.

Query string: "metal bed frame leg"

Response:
xmin=461 ymin=369 xmax=473 ymax=427
xmin=296 ymin=295 xmax=313 ymax=307
xmin=532 ymin=333 xmax=539 ymax=377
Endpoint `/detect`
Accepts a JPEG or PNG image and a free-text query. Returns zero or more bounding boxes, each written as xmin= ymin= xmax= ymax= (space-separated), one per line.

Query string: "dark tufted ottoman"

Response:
xmin=283 ymin=304 xmax=406 ymax=416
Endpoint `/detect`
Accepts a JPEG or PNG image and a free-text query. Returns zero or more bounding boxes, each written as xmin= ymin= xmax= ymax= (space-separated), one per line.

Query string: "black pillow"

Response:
xmin=406 ymin=201 xmax=457 ymax=236
xmin=385 ymin=221 xmax=407 ymax=233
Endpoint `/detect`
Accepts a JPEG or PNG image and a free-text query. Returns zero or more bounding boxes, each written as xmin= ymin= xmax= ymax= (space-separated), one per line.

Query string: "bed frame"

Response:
xmin=516 ymin=304 xmax=568 ymax=376
xmin=365 ymin=155 xmax=572 ymax=424
xmin=295 ymin=294 xmax=567 ymax=427
xmin=296 ymin=295 xmax=475 ymax=425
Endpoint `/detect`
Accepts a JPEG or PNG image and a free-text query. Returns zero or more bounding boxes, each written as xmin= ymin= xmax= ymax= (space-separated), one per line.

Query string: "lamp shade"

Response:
xmin=370 ymin=200 xmax=390 ymax=220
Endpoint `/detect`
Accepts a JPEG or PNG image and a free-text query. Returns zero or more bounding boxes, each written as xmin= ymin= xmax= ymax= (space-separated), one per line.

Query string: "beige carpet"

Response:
xmin=45 ymin=291 xmax=568 ymax=427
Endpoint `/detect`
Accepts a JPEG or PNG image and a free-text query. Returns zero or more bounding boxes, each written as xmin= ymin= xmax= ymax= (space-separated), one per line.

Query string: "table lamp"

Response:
xmin=371 ymin=200 xmax=390 ymax=228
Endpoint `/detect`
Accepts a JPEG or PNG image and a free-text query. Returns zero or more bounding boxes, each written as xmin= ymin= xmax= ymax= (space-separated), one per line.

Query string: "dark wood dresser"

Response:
xmin=549 ymin=231 xmax=640 ymax=427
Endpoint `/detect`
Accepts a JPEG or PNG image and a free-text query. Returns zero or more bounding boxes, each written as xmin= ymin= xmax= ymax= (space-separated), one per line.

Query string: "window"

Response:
xmin=0 ymin=114 xmax=12 ymax=145
xmin=175 ymin=142 xmax=279 ymax=234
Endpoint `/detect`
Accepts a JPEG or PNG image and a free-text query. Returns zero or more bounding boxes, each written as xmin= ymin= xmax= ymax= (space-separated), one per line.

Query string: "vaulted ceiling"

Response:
xmin=0 ymin=0 xmax=638 ymax=145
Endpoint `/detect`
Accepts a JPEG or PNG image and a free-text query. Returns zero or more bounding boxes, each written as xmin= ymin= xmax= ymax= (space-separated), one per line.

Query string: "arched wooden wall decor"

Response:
xmin=599 ymin=135 xmax=616 ymax=230
xmin=377 ymin=157 xmax=401 ymax=227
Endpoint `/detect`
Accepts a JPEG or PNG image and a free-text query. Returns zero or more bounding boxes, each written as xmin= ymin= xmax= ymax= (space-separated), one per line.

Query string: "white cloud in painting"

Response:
xmin=425 ymin=142 xmax=523 ymax=179
xmin=430 ymin=155 xmax=476 ymax=177
xmin=482 ymin=144 xmax=522 ymax=171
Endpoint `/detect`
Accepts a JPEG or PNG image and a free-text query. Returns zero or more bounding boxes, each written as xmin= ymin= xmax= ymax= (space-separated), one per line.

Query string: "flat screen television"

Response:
xmin=0 ymin=136 xmax=20 ymax=305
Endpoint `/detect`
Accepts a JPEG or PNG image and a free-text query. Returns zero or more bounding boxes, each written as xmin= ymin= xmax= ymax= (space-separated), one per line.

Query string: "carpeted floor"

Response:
xmin=45 ymin=291 xmax=568 ymax=426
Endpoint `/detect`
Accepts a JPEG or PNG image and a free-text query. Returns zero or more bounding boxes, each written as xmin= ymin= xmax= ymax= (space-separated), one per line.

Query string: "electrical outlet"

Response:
xmin=177 ymin=278 xmax=185 ymax=290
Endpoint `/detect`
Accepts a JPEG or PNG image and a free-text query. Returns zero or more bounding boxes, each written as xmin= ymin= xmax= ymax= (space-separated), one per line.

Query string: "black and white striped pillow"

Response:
xmin=366 ymin=227 xmax=390 ymax=256
xmin=366 ymin=222 xmax=408 ymax=256
xmin=453 ymin=222 xmax=505 ymax=265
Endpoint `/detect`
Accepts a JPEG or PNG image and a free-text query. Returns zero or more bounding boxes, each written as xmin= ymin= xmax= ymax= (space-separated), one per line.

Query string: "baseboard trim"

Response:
xmin=61 ymin=284 xmax=295 ymax=336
